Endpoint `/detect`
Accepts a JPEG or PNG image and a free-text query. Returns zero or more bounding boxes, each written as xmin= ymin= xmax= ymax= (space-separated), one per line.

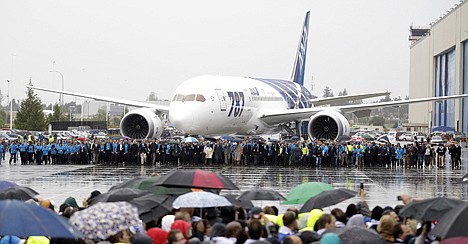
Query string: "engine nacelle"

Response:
xmin=308 ymin=110 xmax=350 ymax=141
xmin=120 ymin=108 xmax=163 ymax=139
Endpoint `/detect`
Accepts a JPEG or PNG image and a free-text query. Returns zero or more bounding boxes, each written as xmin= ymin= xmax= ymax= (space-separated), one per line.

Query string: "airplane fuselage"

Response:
xmin=169 ymin=75 xmax=314 ymax=136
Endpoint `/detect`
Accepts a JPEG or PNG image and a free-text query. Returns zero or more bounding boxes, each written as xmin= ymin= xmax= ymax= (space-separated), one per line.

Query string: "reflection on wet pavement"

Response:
xmin=1 ymin=149 xmax=467 ymax=212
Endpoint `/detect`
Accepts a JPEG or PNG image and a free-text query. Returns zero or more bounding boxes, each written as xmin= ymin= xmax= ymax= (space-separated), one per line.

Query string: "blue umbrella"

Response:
xmin=0 ymin=181 xmax=17 ymax=191
xmin=182 ymin=136 xmax=199 ymax=143
xmin=0 ymin=200 xmax=84 ymax=238
xmin=220 ymin=135 xmax=235 ymax=141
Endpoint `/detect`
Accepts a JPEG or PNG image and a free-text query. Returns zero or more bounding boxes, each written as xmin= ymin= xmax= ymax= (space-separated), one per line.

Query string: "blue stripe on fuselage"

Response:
xmin=251 ymin=78 xmax=313 ymax=109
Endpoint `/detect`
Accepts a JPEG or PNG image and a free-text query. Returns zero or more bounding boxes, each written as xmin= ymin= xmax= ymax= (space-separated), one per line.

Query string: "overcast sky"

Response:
xmin=0 ymin=0 xmax=462 ymax=106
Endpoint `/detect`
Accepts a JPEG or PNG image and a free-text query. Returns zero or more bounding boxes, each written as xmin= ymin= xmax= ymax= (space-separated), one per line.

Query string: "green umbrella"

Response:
xmin=283 ymin=182 xmax=333 ymax=204
xmin=110 ymin=176 xmax=192 ymax=195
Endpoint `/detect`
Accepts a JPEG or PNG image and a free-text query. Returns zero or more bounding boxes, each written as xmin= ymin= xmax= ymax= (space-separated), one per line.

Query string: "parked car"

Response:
xmin=398 ymin=133 xmax=413 ymax=141
xmin=2 ymin=133 xmax=20 ymax=143
xmin=430 ymin=135 xmax=446 ymax=145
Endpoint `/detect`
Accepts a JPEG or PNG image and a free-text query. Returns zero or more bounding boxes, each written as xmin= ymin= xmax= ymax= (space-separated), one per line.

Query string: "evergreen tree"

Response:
xmin=15 ymin=87 xmax=46 ymax=130
xmin=50 ymin=103 xmax=67 ymax=121
xmin=323 ymin=86 xmax=334 ymax=98
xmin=368 ymin=116 xmax=386 ymax=127
xmin=93 ymin=108 xmax=107 ymax=121
xmin=147 ymin=92 xmax=159 ymax=101
xmin=342 ymin=88 xmax=348 ymax=96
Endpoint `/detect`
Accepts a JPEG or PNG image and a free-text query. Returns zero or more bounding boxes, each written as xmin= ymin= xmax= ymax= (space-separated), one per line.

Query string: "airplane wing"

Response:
xmin=309 ymin=91 xmax=391 ymax=106
xmin=259 ymin=93 xmax=468 ymax=125
xmin=26 ymin=84 xmax=170 ymax=113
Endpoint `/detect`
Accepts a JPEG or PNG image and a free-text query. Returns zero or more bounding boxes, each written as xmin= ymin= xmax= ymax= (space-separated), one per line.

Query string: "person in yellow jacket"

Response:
xmin=301 ymin=143 xmax=309 ymax=166
xmin=345 ymin=142 xmax=354 ymax=167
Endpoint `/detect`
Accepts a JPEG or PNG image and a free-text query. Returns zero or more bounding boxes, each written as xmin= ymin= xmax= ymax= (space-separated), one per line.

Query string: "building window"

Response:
xmin=434 ymin=48 xmax=456 ymax=129
xmin=463 ymin=41 xmax=468 ymax=134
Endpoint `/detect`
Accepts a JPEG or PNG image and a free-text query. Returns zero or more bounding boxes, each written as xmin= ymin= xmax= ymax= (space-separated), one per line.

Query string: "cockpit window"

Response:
xmin=184 ymin=94 xmax=196 ymax=102
xmin=196 ymin=94 xmax=206 ymax=102
xmin=175 ymin=94 xmax=184 ymax=101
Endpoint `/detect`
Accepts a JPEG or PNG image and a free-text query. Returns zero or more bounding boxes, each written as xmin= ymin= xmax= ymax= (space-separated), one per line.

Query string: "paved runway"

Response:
xmin=1 ymin=149 xmax=467 ymax=213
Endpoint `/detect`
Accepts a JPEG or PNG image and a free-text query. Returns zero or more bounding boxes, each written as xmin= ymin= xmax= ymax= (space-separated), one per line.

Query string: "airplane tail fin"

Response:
xmin=289 ymin=11 xmax=310 ymax=86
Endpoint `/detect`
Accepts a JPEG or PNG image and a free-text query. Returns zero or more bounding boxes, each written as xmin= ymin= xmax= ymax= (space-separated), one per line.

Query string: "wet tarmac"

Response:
xmin=1 ymin=149 xmax=467 ymax=213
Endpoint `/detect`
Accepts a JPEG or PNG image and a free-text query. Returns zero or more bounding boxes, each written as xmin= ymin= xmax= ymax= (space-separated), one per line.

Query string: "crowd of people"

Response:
xmin=0 ymin=189 xmax=452 ymax=244
xmin=0 ymin=135 xmax=464 ymax=170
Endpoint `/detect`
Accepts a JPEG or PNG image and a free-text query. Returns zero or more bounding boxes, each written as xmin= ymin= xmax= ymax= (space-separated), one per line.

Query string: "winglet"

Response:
xmin=289 ymin=11 xmax=310 ymax=86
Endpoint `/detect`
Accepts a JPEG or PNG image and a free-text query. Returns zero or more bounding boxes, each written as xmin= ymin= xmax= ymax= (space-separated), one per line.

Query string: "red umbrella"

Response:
xmin=152 ymin=169 xmax=238 ymax=190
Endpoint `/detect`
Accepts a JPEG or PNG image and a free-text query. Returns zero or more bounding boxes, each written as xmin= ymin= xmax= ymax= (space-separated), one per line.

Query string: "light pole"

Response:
xmin=9 ymin=53 xmax=16 ymax=130
xmin=6 ymin=80 xmax=11 ymax=129
xmin=49 ymin=70 xmax=64 ymax=107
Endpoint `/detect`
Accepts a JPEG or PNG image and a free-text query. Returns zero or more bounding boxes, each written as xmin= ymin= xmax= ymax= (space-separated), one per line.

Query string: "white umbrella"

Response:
xmin=182 ymin=137 xmax=199 ymax=143
xmin=172 ymin=192 xmax=231 ymax=208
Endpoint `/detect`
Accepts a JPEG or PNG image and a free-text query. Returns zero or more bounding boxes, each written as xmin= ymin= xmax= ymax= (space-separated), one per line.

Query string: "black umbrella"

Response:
xmin=223 ymin=194 xmax=254 ymax=209
xmin=130 ymin=194 xmax=175 ymax=223
xmin=430 ymin=202 xmax=468 ymax=239
xmin=399 ymin=197 xmax=463 ymax=221
xmin=89 ymin=188 xmax=150 ymax=205
xmin=237 ymin=189 xmax=286 ymax=201
xmin=109 ymin=176 xmax=192 ymax=195
xmin=0 ymin=186 xmax=39 ymax=201
xmin=299 ymin=188 xmax=357 ymax=212
xmin=338 ymin=226 xmax=387 ymax=244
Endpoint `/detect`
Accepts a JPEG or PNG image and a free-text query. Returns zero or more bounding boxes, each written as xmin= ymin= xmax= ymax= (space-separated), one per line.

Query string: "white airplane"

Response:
xmin=28 ymin=12 xmax=468 ymax=140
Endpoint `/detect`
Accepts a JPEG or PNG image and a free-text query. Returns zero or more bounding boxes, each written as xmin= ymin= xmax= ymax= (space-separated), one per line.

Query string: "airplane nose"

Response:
xmin=169 ymin=105 xmax=193 ymax=132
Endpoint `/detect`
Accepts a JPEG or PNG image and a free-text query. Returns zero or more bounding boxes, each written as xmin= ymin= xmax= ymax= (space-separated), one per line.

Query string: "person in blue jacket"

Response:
xmin=0 ymin=140 xmax=4 ymax=165
xmin=9 ymin=142 xmax=18 ymax=164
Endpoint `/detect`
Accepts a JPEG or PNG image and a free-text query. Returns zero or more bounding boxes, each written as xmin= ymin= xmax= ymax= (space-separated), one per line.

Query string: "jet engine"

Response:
xmin=120 ymin=108 xmax=163 ymax=139
xmin=308 ymin=110 xmax=350 ymax=140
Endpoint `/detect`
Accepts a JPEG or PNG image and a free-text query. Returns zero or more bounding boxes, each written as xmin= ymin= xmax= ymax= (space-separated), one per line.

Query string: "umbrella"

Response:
xmin=283 ymin=182 xmax=333 ymax=204
xmin=89 ymin=188 xmax=150 ymax=205
xmin=237 ymin=189 xmax=286 ymax=201
xmin=268 ymin=139 xmax=280 ymax=143
xmin=441 ymin=237 xmax=468 ymax=244
xmin=290 ymin=136 xmax=300 ymax=141
xmin=70 ymin=201 xmax=140 ymax=241
xmin=172 ymin=192 xmax=232 ymax=208
xmin=0 ymin=199 xmax=83 ymax=238
xmin=153 ymin=169 xmax=238 ymax=190
xmin=430 ymin=202 xmax=468 ymax=239
xmin=0 ymin=181 xmax=17 ymax=191
xmin=0 ymin=186 xmax=39 ymax=201
xmin=223 ymin=194 xmax=254 ymax=209
xmin=182 ymin=136 xmax=198 ymax=143
xmin=376 ymin=135 xmax=396 ymax=144
xmin=399 ymin=197 xmax=463 ymax=221
xmin=299 ymin=188 xmax=357 ymax=212
xmin=338 ymin=226 xmax=387 ymax=244
xmin=109 ymin=176 xmax=192 ymax=195
xmin=462 ymin=172 xmax=468 ymax=183
xmin=220 ymin=135 xmax=235 ymax=141
xmin=130 ymin=194 xmax=175 ymax=223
